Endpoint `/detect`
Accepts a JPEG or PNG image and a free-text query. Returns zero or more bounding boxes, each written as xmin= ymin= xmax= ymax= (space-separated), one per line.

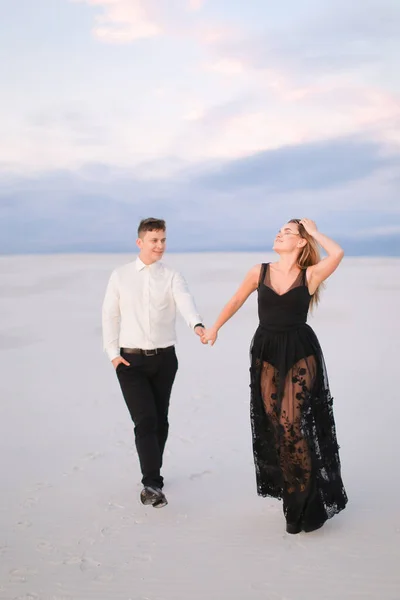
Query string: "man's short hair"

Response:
xmin=137 ymin=218 xmax=166 ymax=238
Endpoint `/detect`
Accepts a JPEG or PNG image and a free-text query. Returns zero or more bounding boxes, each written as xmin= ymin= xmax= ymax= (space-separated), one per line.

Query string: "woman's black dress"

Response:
xmin=250 ymin=263 xmax=347 ymax=530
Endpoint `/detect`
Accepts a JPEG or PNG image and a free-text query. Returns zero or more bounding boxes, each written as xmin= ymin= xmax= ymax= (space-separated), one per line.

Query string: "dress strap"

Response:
xmin=302 ymin=267 xmax=308 ymax=285
xmin=258 ymin=263 xmax=268 ymax=289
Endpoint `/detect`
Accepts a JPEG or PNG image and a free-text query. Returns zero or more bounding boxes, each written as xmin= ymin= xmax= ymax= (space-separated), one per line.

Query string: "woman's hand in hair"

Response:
xmin=299 ymin=218 xmax=318 ymax=236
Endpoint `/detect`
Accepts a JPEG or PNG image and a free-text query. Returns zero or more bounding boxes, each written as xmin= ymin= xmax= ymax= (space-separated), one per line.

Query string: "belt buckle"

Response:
xmin=144 ymin=349 xmax=157 ymax=356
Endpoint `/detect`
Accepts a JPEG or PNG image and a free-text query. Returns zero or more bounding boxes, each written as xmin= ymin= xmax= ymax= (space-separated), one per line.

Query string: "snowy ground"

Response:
xmin=0 ymin=253 xmax=399 ymax=600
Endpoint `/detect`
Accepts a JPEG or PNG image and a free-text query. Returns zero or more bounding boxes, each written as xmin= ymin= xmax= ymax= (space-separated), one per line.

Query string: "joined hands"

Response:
xmin=194 ymin=325 xmax=208 ymax=345
xmin=194 ymin=324 xmax=218 ymax=345
xmin=200 ymin=327 xmax=218 ymax=346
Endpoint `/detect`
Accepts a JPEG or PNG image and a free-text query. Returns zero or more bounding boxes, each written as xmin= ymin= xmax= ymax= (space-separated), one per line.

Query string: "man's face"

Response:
xmin=137 ymin=229 xmax=166 ymax=263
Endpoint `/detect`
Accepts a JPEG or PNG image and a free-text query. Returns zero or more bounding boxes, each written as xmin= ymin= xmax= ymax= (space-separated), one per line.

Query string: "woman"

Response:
xmin=202 ymin=219 xmax=348 ymax=534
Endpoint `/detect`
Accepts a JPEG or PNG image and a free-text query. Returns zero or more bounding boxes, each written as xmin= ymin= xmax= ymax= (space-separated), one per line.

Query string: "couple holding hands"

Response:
xmin=102 ymin=217 xmax=347 ymax=534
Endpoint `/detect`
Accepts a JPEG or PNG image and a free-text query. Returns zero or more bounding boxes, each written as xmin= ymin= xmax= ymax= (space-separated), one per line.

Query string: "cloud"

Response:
xmin=195 ymin=24 xmax=237 ymax=45
xmin=205 ymin=1 xmax=400 ymax=81
xmin=28 ymin=107 xmax=109 ymax=146
xmin=188 ymin=0 xmax=205 ymax=10
xmin=195 ymin=136 xmax=394 ymax=192
xmin=169 ymin=81 xmax=400 ymax=168
xmin=354 ymin=225 xmax=400 ymax=237
xmin=72 ymin=0 xmax=161 ymax=42
xmin=170 ymin=1 xmax=399 ymax=165
xmin=73 ymin=0 xmax=207 ymax=43
xmin=183 ymin=108 xmax=206 ymax=122
xmin=1 ymin=132 xmax=399 ymax=255
xmin=3 ymin=0 xmax=400 ymax=182
xmin=204 ymin=58 xmax=245 ymax=76
xmin=187 ymin=96 xmax=254 ymax=128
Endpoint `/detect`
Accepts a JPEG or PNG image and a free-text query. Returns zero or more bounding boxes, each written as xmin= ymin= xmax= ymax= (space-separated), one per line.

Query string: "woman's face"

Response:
xmin=273 ymin=222 xmax=302 ymax=253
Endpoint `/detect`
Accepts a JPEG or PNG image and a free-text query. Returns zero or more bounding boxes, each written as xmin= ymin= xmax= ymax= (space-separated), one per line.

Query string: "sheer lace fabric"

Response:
xmin=250 ymin=263 xmax=347 ymax=528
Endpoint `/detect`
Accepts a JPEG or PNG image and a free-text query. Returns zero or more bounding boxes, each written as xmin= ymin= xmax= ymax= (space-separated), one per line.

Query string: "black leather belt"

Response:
xmin=121 ymin=346 xmax=174 ymax=356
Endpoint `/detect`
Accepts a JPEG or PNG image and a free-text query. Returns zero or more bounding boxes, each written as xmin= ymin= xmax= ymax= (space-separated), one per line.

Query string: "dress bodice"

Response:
xmin=257 ymin=263 xmax=311 ymax=330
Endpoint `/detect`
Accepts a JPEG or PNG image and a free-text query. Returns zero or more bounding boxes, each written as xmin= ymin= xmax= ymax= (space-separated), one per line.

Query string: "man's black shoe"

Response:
xmin=140 ymin=486 xmax=167 ymax=508
xmin=153 ymin=493 xmax=168 ymax=508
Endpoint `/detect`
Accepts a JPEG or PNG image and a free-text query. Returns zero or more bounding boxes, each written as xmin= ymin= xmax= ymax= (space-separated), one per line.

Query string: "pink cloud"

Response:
xmin=188 ymin=0 xmax=205 ymax=10
xmin=74 ymin=0 xmax=210 ymax=43
xmin=204 ymin=58 xmax=246 ymax=75
xmin=72 ymin=0 xmax=161 ymax=43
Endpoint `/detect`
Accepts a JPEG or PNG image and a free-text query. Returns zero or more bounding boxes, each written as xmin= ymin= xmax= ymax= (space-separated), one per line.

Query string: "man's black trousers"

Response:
xmin=116 ymin=347 xmax=178 ymax=489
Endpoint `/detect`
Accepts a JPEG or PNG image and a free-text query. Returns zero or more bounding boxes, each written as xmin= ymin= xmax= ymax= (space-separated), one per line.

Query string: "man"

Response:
xmin=102 ymin=218 xmax=205 ymax=508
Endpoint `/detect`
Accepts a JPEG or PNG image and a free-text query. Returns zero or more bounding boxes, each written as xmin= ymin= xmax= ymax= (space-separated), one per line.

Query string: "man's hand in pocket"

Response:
xmin=112 ymin=356 xmax=130 ymax=370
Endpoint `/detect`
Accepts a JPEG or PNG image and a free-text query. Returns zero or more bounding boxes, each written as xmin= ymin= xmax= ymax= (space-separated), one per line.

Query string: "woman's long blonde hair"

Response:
xmin=289 ymin=218 xmax=323 ymax=309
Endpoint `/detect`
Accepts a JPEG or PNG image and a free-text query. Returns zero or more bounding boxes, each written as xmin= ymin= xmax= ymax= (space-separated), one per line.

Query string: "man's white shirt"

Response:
xmin=102 ymin=257 xmax=203 ymax=361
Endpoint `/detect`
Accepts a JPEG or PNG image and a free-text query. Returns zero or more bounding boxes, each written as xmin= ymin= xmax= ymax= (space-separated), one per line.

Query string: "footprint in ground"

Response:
xmin=93 ymin=571 xmax=115 ymax=583
xmin=106 ymin=502 xmax=125 ymax=511
xmin=79 ymin=556 xmax=102 ymax=573
xmin=22 ymin=497 xmax=39 ymax=509
xmin=82 ymin=452 xmax=104 ymax=461
xmin=9 ymin=568 xmax=38 ymax=583
xmin=30 ymin=482 xmax=52 ymax=492
xmin=62 ymin=556 xmax=82 ymax=566
xmin=36 ymin=540 xmax=55 ymax=554
xmin=132 ymin=554 xmax=152 ymax=563
xmin=189 ymin=470 xmax=212 ymax=480
xmin=15 ymin=520 xmax=33 ymax=530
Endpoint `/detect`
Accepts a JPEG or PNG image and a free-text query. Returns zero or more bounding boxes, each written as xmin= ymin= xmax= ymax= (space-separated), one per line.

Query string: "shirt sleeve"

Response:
xmin=172 ymin=271 xmax=203 ymax=330
xmin=102 ymin=270 xmax=121 ymax=361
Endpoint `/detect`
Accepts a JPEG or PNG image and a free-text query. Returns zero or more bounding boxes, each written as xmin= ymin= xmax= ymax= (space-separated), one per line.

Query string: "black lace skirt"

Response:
xmin=249 ymin=323 xmax=348 ymax=527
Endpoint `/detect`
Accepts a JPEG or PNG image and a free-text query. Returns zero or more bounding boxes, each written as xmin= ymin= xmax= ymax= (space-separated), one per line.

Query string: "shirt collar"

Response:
xmin=135 ymin=257 xmax=162 ymax=271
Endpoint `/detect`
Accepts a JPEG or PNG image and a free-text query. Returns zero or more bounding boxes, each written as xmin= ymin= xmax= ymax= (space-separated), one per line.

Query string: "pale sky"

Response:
xmin=1 ymin=0 xmax=399 ymax=253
